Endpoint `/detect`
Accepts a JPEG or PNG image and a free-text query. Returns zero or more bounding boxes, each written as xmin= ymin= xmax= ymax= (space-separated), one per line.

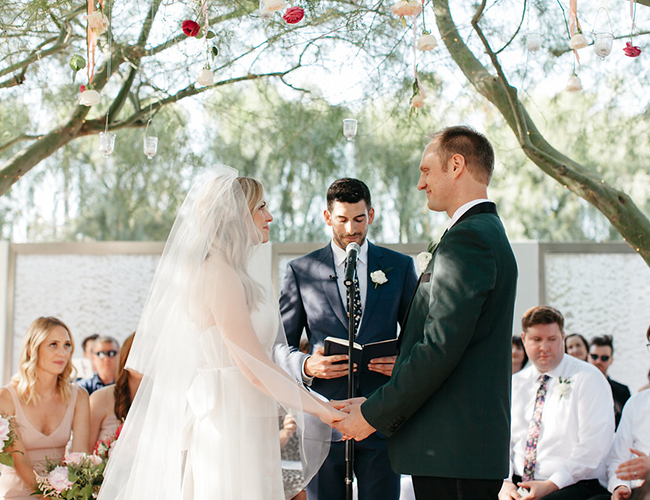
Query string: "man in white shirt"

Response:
xmin=499 ymin=306 xmax=615 ymax=500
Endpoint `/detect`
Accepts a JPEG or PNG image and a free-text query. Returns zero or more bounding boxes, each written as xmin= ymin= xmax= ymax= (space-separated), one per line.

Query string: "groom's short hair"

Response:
xmin=327 ymin=178 xmax=372 ymax=211
xmin=430 ymin=126 xmax=494 ymax=185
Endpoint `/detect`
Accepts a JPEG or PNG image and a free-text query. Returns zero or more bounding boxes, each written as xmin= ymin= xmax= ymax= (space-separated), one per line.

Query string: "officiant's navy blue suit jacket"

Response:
xmin=277 ymin=241 xmax=418 ymax=401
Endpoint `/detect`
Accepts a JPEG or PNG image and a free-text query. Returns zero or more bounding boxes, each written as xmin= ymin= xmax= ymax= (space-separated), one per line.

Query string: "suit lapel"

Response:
xmin=317 ymin=245 xmax=349 ymax=330
xmin=358 ymin=242 xmax=381 ymax=340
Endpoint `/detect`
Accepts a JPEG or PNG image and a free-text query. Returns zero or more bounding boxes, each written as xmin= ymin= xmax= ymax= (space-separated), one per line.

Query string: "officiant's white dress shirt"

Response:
xmin=509 ymin=354 xmax=615 ymax=489
xmin=331 ymin=239 xmax=369 ymax=332
xmin=606 ymin=389 xmax=650 ymax=492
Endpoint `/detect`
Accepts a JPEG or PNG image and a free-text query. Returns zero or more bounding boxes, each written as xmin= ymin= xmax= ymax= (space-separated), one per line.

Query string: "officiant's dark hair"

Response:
xmin=430 ymin=126 xmax=494 ymax=184
xmin=326 ymin=178 xmax=372 ymax=211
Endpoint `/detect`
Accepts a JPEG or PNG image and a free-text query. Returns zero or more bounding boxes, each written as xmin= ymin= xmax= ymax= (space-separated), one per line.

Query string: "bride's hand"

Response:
xmin=329 ymin=397 xmax=366 ymax=411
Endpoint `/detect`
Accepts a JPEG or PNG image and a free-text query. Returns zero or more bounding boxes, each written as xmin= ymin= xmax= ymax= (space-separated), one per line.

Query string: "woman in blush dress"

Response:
xmin=0 ymin=317 xmax=90 ymax=500
xmin=89 ymin=333 xmax=140 ymax=450
xmin=565 ymin=332 xmax=589 ymax=361
xmin=98 ymin=168 xmax=341 ymax=500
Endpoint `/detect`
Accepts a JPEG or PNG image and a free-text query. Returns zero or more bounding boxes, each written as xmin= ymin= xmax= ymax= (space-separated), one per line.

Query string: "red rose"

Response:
xmin=182 ymin=20 xmax=201 ymax=37
xmin=283 ymin=6 xmax=304 ymax=24
xmin=623 ymin=42 xmax=642 ymax=58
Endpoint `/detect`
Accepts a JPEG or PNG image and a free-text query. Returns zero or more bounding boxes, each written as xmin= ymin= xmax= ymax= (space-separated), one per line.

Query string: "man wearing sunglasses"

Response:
xmin=589 ymin=335 xmax=631 ymax=430
xmin=77 ymin=336 xmax=121 ymax=395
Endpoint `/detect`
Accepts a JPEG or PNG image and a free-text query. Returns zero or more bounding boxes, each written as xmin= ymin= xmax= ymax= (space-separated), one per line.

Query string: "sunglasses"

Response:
xmin=590 ymin=353 xmax=610 ymax=362
xmin=94 ymin=350 xmax=118 ymax=359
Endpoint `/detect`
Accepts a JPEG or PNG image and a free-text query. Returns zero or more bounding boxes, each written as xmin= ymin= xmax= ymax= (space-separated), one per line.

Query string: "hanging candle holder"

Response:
xmin=526 ymin=31 xmax=542 ymax=53
xmin=98 ymin=131 xmax=116 ymax=158
xmin=592 ymin=8 xmax=614 ymax=60
xmin=143 ymin=119 xmax=158 ymax=160
xmin=342 ymin=119 xmax=358 ymax=141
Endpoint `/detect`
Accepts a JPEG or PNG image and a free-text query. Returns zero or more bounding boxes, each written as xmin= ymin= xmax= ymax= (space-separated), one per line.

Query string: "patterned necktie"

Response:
xmin=522 ymin=374 xmax=550 ymax=482
xmin=346 ymin=275 xmax=362 ymax=334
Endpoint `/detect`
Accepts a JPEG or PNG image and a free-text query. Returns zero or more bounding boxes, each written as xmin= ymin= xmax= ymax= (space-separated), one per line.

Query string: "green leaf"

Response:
xmin=196 ymin=28 xmax=204 ymax=39
xmin=211 ymin=46 xmax=219 ymax=58
xmin=206 ymin=30 xmax=215 ymax=39
xmin=0 ymin=453 xmax=14 ymax=468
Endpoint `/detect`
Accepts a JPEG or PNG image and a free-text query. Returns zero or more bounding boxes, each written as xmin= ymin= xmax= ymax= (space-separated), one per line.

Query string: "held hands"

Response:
xmin=612 ymin=485 xmax=633 ymax=500
xmin=615 ymin=448 xmax=650 ymax=481
xmin=329 ymin=397 xmax=375 ymax=441
xmin=305 ymin=347 xmax=356 ymax=379
xmin=498 ymin=480 xmax=558 ymax=500
xmin=368 ymin=355 xmax=396 ymax=376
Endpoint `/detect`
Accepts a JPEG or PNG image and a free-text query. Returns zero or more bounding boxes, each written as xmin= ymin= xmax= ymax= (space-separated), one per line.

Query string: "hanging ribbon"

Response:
xmin=630 ymin=0 xmax=636 ymax=33
xmin=568 ymin=0 xmax=580 ymax=64
xmin=412 ymin=15 xmax=426 ymax=99
xmin=87 ymin=0 xmax=97 ymax=86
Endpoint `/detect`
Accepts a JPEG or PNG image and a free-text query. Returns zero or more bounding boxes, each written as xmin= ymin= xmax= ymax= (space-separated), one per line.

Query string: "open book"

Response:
xmin=323 ymin=336 xmax=397 ymax=373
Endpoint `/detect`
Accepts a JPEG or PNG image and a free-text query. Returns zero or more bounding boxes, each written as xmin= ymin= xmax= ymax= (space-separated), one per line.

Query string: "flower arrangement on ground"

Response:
xmin=33 ymin=453 xmax=105 ymax=500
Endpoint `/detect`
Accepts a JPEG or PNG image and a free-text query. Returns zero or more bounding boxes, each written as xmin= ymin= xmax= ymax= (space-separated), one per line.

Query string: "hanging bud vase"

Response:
xmin=592 ymin=8 xmax=614 ymax=61
xmin=98 ymin=131 xmax=116 ymax=158
xmin=342 ymin=119 xmax=358 ymax=141
xmin=143 ymin=120 xmax=158 ymax=160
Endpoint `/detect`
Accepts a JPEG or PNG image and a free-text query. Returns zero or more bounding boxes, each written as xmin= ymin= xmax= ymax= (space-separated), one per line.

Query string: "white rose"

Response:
xmin=79 ymin=89 xmax=100 ymax=106
xmin=569 ymin=33 xmax=588 ymax=50
xmin=417 ymin=34 xmax=438 ymax=51
xmin=0 ymin=416 xmax=10 ymax=443
xmin=85 ymin=11 xmax=109 ymax=36
xmin=566 ymin=74 xmax=582 ymax=92
xmin=370 ymin=270 xmax=388 ymax=286
xmin=391 ymin=0 xmax=422 ymax=17
xmin=196 ymin=69 xmax=214 ymax=87
xmin=416 ymin=252 xmax=432 ymax=273
xmin=411 ymin=94 xmax=425 ymax=109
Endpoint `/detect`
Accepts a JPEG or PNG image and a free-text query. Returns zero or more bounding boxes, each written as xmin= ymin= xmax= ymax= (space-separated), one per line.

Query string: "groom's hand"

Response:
xmin=305 ymin=347 xmax=355 ymax=379
xmin=332 ymin=402 xmax=375 ymax=441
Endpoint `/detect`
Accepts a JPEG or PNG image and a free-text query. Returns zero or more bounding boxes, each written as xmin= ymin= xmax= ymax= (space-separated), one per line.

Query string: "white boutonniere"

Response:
xmin=416 ymin=252 xmax=432 ymax=274
xmin=370 ymin=270 xmax=388 ymax=288
xmin=557 ymin=376 xmax=572 ymax=399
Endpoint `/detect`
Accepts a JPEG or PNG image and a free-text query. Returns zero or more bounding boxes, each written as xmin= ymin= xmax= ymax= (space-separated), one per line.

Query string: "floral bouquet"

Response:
xmin=93 ymin=423 xmax=123 ymax=461
xmin=0 ymin=413 xmax=20 ymax=467
xmin=33 ymin=453 xmax=104 ymax=500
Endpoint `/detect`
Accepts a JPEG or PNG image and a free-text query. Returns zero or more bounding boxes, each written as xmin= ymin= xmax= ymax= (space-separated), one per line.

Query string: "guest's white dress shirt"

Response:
xmin=509 ymin=354 xmax=615 ymax=489
xmin=606 ymin=389 xmax=650 ymax=492
xmin=331 ymin=239 xmax=369 ymax=332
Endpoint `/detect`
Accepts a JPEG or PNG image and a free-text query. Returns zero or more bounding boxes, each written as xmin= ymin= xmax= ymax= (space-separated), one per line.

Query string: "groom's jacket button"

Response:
xmin=388 ymin=416 xmax=405 ymax=432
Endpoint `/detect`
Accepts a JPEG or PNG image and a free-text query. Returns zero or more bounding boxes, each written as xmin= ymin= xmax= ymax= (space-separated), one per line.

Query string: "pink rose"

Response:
xmin=411 ymin=94 xmax=425 ymax=108
xmin=182 ymin=20 xmax=200 ymax=37
xmin=48 ymin=466 xmax=73 ymax=493
xmin=623 ymin=42 xmax=642 ymax=58
xmin=64 ymin=452 xmax=86 ymax=465
xmin=90 ymin=454 xmax=103 ymax=466
xmin=391 ymin=0 xmax=422 ymax=18
xmin=283 ymin=6 xmax=304 ymax=24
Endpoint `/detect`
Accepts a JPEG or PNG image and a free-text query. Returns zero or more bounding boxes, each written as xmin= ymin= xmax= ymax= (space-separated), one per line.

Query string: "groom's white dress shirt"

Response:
xmin=606 ymin=389 xmax=650 ymax=492
xmin=509 ymin=354 xmax=615 ymax=489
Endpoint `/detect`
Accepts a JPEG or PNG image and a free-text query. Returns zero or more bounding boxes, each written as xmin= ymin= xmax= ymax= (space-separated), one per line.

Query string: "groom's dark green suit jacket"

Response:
xmin=361 ymin=202 xmax=518 ymax=479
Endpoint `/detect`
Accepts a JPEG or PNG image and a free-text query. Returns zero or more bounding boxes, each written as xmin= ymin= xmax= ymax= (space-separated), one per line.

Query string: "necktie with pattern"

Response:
xmin=346 ymin=275 xmax=362 ymax=335
xmin=522 ymin=374 xmax=550 ymax=482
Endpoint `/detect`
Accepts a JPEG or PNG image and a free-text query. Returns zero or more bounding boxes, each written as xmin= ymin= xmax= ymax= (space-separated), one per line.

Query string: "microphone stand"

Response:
xmin=344 ymin=270 xmax=357 ymax=500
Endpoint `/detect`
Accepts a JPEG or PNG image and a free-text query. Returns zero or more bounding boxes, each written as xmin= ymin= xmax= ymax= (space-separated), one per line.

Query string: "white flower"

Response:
xmin=410 ymin=94 xmax=425 ymax=108
xmin=557 ymin=376 xmax=572 ymax=399
xmin=417 ymin=33 xmax=438 ymax=51
xmin=0 ymin=416 xmax=10 ymax=443
xmin=416 ymin=252 xmax=432 ymax=273
xmin=85 ymin=11 xmax=109 ymax=36
xmin=48 ymin=466 xmax=73 ymax=493
xmin=370 ymin=270 xmax=388 ymax=287
xmin=263 ymin=0 xmax=286 ymax=12
xmin=569 ymin=33 xmax=588 ymax=50
xmin=566 ymin=74 xmax=582 ymax=92
xmin=79 ymin=89 xmax=100 ymax=106
xmin=391 ymin=0 xmax=422 ymax=18
xmin=197 ymin=69 xmax=214 ymax=87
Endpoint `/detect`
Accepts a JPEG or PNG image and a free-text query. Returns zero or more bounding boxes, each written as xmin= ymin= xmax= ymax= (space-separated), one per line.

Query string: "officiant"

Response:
xmin=274 ymin=178 xmax=418 ymax=500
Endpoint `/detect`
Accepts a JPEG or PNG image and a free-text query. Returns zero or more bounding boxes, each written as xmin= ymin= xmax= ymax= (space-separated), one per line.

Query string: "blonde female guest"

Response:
xmin=0 ymin=317 xmax=90 ymax=500
xmin=89 ymin=334 xmax=140 ymax=449
xmin=98 ymin=168 xmax=342 ymax=500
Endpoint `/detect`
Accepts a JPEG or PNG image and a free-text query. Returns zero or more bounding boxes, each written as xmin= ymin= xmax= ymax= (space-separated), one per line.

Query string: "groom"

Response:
xmin=334 ymin=126 xmax=518 ymax=500
xmin=276 ymin=178 xmax=418 ymax=500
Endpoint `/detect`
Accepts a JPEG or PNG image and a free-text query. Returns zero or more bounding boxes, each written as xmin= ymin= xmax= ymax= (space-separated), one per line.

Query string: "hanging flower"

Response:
xmin=623 ymin=42 xmax=642 ymax=57
xmin=79 ymin=89 xmax=101 ymax=106
xmin=411 ymin=94 xmax=425 ymax=108
xmin=283 ymin=6 xmax=304 ymax=24
xmin=569 ymin=33 xmax=588 ymax=50
xmin=263 ymin=0 xmax=286 ymax=13
xmin=417 ymin=32 xmax=438 ymax=51
xmin=197 ymin=68 xmax=214 ymax=86
xmin=85 ymin=11 xmax=109 ymax=36
xmin=391 ymin=0 xmax=422 ymax=18
xmin=566 ymin=74 xmax=583 ymax=92
xmin=182 ymin=20 xmax=201 ymax=37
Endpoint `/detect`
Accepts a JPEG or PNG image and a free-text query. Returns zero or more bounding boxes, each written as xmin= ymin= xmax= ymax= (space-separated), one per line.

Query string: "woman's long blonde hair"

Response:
xmin=14 ymin=317 xmax=75 ymax=404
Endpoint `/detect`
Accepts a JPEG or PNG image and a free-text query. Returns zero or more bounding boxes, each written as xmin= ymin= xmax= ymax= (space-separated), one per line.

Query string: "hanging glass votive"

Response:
xmin=343 ymin=119 xmax=358 ymax=141
xmin=143 ymin=120 xmax=158 ymax=160
xmin=593 ymin=32 xmax=614 ymax=60
xmin=99 ymin=131 xmax=116 ymax=158
xmin=526 ymin=31 xmax=542 ymax=53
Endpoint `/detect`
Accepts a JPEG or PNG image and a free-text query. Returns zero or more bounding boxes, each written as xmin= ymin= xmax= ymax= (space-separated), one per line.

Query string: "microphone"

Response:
xmin=343 ymin=242 xmax=360 ymax=287
xmin=329 ymin=275 xmax=338 ymax=281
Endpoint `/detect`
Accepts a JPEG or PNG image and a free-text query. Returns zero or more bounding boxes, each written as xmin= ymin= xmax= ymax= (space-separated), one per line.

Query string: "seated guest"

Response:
xmin=78 ymin=336 xmax=120 ymax=395
xmin=73 ymin=333 xmax=99 ymax=380
xmin=513 ymin=336 xmax=528 ymax=374
xmin=499 ymin=306 xmax=615 ymax=500
xmin=589 ymin=335 xmax=631 ymax=429
xmin=0 ymin=317 xmax=90 ymax=498
xmin=89 ymin=333 xmax=140 ymax=448
xmin=565 ymin=333 xmax=589 ymax=362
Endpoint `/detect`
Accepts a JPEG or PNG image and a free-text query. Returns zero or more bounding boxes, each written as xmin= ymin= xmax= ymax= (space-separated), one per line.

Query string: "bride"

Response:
xmin=98 ymin=167 xmax=342 ymax=500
